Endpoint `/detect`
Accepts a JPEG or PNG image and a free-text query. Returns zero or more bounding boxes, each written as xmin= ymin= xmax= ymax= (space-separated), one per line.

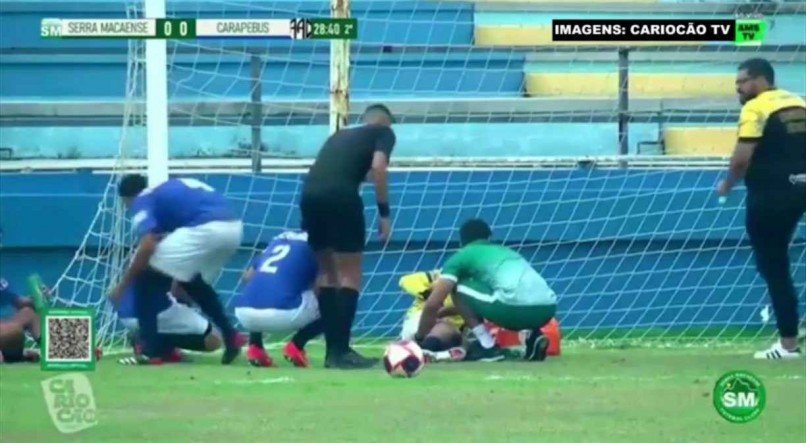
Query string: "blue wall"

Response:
xmin=1 ymin=172 xmax=803 ymax=335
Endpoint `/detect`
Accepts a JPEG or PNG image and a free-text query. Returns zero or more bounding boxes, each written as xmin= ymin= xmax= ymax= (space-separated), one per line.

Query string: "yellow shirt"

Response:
xmin=737 ymin=89 xmax=806 ymax=191
xmin=398 ymin=270 xmax=464 ymax=329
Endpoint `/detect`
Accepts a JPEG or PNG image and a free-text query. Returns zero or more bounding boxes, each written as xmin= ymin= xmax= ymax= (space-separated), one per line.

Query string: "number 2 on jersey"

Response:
xmin=259 ymin=245 xmax=291 ymax=274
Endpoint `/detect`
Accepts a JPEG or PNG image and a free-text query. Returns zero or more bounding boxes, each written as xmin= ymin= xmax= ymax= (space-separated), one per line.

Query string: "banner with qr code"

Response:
xmin=42 ymin=309 xmax=96 ymax=371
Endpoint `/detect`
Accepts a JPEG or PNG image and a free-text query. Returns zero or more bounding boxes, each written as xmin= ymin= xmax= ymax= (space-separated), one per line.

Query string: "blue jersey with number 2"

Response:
xmin=235 ymin=231 xmax=318 ymax=310
xmin=130 ymin=178 xmax=237 ymax=236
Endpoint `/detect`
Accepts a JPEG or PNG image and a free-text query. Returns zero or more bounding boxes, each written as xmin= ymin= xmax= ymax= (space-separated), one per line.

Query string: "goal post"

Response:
xmin=330 ymin=0 xmax=350 ymax=133
xmin=144 ymin=0 xmax=170 ymax=185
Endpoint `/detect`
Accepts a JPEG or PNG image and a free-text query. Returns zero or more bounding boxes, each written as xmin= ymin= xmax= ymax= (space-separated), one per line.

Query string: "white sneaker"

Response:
xmin=423 ymin=347 xmax=467 ymax=363
xmin=753 ymin=342 xmax=802 ymax=360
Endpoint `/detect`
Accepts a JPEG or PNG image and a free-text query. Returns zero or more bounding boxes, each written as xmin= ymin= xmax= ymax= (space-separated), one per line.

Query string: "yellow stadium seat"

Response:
xmin=664 ymin=127 xmax=737 ymax=156
xmin=525 ymin=73 xmax=735 ymax=98
xmin=475 ymin=25 xmax=706 ymax=47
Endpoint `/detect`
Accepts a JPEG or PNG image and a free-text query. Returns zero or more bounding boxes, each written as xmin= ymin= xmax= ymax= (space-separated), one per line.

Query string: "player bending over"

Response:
xmin=299 ymin=104 xmax=396 ymax=369
xmin=235 ymin=230 xmax=322 ymax=368
xmin=398 ymin=270 xmax=466 ymax=362
xmin=115 ymin=283 xmax=223 ymax=365
xmin=415 ymin=219 xmax=557 ymax=362
xmin=111 ymin=175 xmax=244 ymax=364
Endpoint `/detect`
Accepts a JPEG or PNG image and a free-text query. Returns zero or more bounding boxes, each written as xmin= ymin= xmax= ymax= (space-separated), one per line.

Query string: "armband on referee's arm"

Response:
xmin=377 ymin=201 xmax=391 ymax=218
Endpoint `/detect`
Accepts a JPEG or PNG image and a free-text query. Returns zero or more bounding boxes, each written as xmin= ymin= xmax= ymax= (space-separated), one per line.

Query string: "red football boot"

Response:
xmin=282 ymin=341 xmax=309 ymax=368
xmin=165 ymin=348 xmax=185 ymax=363
xmin=246 ymin=345 xmax=273 ymax=367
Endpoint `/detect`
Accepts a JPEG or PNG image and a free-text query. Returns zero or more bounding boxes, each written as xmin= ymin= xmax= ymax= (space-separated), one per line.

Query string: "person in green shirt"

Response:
xmin=414 ymin=219 xmax=557 ymax=362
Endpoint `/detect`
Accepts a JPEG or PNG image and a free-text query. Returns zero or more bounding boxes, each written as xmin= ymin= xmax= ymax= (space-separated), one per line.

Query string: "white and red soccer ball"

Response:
xmin=383 ymin=340 xmax=425 ymax=378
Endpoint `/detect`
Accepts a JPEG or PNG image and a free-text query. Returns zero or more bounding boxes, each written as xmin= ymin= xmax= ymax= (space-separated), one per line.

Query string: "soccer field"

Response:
xmin=1 ymin=345 xmax=804 ymax=443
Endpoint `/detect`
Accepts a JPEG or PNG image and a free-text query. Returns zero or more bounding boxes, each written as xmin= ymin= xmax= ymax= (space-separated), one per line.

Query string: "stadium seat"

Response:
xmin=474 ymin=25 xmax=707 ymax=47
xmin=525 ymin=73 xmax=735 ymax=98
xmin=663 ymin=127 xmax=737 ymax=156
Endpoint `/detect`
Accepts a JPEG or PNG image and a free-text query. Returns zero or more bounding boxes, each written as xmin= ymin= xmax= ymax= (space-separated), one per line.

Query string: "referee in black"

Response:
xmin=718 ymin=58 xmax=805 ymax=360
xmin=300 ymin=104 xmax=395 ymax=369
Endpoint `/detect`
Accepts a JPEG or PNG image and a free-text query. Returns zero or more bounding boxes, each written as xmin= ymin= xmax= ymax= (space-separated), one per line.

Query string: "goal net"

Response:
xmin=52 ymin=0 xmax=805 ymax=351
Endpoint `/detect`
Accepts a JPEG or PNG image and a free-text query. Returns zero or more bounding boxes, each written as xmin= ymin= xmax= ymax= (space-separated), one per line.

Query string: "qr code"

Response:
xmin=47 ymin=317 xmax=91 ymax=361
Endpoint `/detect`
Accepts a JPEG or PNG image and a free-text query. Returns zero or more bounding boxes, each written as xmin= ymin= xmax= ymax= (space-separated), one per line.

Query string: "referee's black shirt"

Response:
xmin=303 ymin=124 xmax=396 ymax=194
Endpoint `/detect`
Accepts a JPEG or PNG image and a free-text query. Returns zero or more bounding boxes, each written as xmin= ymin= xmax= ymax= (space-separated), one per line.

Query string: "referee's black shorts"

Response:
xmin=300 ymin=188 xmax=365 ymax=253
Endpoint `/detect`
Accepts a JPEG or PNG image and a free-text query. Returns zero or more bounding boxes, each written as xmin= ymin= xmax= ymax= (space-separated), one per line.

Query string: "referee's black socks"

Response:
xmin=337 ymin=287 xmax=360 ymax=353
xmin=317 ymin=287 xmax=340 ymax=356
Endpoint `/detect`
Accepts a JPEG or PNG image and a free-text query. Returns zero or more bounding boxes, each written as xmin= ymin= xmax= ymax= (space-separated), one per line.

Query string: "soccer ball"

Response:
xmin=383 ymin=340 xmax=425 ymax=378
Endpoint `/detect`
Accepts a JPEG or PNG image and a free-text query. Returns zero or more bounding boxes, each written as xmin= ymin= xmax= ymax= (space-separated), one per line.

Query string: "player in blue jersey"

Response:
xmin=234 ymin=230 xmax=322 ymax=368
xmin=0 ymin=277 xmax=42 ymax=363
xmin=115 ymin=283 xmax=223 ymax=365
xmin=110 ymin=175 xmax=245 ymax=364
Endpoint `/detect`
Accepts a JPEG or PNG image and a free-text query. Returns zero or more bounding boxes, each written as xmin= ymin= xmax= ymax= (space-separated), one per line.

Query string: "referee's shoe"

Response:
xmin=325 ymin=348 xmax=378 ymax=369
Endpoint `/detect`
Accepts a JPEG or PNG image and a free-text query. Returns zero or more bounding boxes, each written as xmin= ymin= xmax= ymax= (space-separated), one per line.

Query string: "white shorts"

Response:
xmin=119 ymin=297 xmax=210 ymax=336
xmin=150 ymin=220 xmax=243 ymax=284
xmin=399 ymin=311 xmax=421 ymax=341
xmin=235 ymin=290 xmax=319 ymax=333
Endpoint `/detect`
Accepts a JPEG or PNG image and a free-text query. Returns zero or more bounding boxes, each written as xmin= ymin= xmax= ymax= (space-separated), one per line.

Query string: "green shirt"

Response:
xmin=441 ymin=241 xmax=557 ymax=306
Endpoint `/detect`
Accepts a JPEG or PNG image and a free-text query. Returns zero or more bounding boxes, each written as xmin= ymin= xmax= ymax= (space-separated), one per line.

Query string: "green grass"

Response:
xmin=1 ymin=345 xmax=804 ymax=443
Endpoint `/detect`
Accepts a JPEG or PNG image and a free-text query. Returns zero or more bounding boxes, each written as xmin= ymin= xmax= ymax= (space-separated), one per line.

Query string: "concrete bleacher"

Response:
xmin=523 ymin=60 xmax=806 ymax=99
xmin=663 ymin=127 xmax=736 ymax=156
xmin=525 ymin=73 xmax=735 ymax=98
xmin=0 ymin=0 xmax=804 ymax=160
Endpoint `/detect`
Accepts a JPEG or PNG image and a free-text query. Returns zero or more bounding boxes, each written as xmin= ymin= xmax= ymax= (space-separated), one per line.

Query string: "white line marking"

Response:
xmin=212 ymin=377 xmax=294 ymax=386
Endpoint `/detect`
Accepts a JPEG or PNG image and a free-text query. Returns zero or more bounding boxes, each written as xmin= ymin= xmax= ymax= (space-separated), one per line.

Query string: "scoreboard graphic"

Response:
xmin=41 ymin=18 xmax=358 ymax=40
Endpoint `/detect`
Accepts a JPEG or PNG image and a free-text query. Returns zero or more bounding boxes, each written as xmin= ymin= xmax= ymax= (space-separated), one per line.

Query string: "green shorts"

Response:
xmin=458 ymin=292 xmax=556 ymax=331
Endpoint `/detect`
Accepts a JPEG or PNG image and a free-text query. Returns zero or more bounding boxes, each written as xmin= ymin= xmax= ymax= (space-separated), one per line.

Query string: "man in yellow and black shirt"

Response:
xmin=398 ymin=270 xmax=465 ymax=358
xmin=717 ymin=58 xmax=805 ymax=360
